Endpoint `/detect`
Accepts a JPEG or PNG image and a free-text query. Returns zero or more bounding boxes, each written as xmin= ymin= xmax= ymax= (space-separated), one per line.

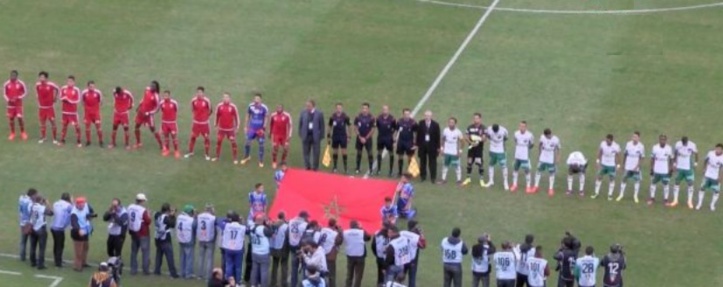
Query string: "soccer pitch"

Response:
xmin=1 ymin=0 xmax=722 ymax=286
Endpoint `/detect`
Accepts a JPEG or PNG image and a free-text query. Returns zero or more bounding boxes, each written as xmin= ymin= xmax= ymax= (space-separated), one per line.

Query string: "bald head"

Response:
xmin=424 ymin=110 xmax=433 ymax=121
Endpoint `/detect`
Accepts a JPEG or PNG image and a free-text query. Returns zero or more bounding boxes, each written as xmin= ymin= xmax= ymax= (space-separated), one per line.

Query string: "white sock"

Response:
xmin=650 ymin=185 xmax=657 ymax=199
xmin=549 ymin=175 xmax=555 ymax=190
xmin=697 ymin=191 xmax=705 ymax=208
xmin=673 ymin=185 xmax=679 ymax=202
xmin=502 ymin=167 xmax=509 ymax=187
xmin=712 ymin=193 xmax=720 ymax=209
xmin=634 ymin=181 xmax=640 ymax=197
xmin=608 ymin=182 xmax=615 ymax=196
xmin=513 ymin=171 xmax=519 ymax=185
xmin=455 ymin=165 xmax=462 ymax=181
xmin=488 ymin=167 xmax=494 ymax=183
xmin=525 ymin=173 xmax=531 ymax=188
xmin=663 ymin=185 xmax=670 ymax=201
xmin=595 ymin=180 xmax=602 ymax=195
xmin=687 ymin=186 xmax=694 ymax=202
xmin=442 ymin=166 xmax=449 ymax=181
xmin=620 ymin=182 xmax=627 ymax=197
xmin=579 ymin=174 xmax=585 ymax=192
xmin=567 ymin=175 xmax=573 ymax=191
xmin=534 ymin=173 xmax=541 ymax=187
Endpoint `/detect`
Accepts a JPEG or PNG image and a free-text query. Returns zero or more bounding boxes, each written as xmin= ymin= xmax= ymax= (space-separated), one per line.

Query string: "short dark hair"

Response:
xmin=659 ymin=134 xmax=667 ymax=140
xmin=61 ymin=192 xmax=71 ymax=201
xmin=160 ymin=203 xmax=171 ymax=213
xmin=115 ymin=86 xmax=123 ymax=94
xmin=255 ymin=183 xmax=263 ymax=189
xmin=10 ymin=70 xmax=18 ymax=76
xmin=520 ymin=120 xmax=527 ymax=124
xmin=277 ymin=211 xmax=285 ymax=220
xmin=328 ymin=218 xmax=337 ymax=227
xmin=451 ymin=227 xmax=461 ymax=238
xmin=681 ymin=136 xmax=688 ymax=143
xmin=633 ymin=131 xmax=640 ymax=137
xmin=449 ymin=117 xmax=457 ymax=123
xmin=38 ymin=71 xmax=49 ymax=78
xmin=525 ymin=234 xmax=535 ymax=244
xmin=402 ymin=108 xmax=411 ymax=113
xmin=308 ymin=99 xmax=316 ymax=107
xmin=112 ymin=198 xmax=121 ymax=205
xmin=492 ymin=124 xmax=499 ymax=132
xmin=384 ymin=197 xmax=392 ymax=203
xmin=543 ymin=128 xmax=551 ymax=136
xmin=306 ymin=265 xmax=318 ymax=275
xmin=402 ymin=172 xmax=413 ymax=179
xmin=163 ymin=90 xmax=171 ymax=95
xmin=336 ymin=102 xmax=343 ymax=107
xmin=349 ymin=220 xmax=360 ymax=229
xmin=585 ymin=246 xmax=594 ymax=255
xmin=473 ymin=112 xmax=481 ymax=118
xmin=716 ymin=143 xmax=723 ymax=149
xmin=150 ymin=80 xmax=160 ymax=92
xmin=67 ymin=75 xmax=75 ymax=80
xmin=197 ymin=86 xmax=205 ymax=92
xmin=253 ymin=91 xmax=262 ymax=98
xmin=606 ymin=134 xmax=614 ymax=140
xmin=87 ymin=80 xmax=94 ymax=86
xmin=27 ymin=188 xmax=38 ymax=197
xmin=407 ymin=219 xmax=418 ymax=230
xmin=362 ymin=102 xmax=370 ymax=108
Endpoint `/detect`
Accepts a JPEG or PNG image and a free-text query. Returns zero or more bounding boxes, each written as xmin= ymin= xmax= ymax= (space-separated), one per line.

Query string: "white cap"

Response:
xmin=136 ymin=193 xmax=147 ymax=201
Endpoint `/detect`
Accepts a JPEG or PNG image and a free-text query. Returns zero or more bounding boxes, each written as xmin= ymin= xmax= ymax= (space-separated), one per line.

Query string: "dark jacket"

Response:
xmin=416 ymin=119 xmax=441 ymax=150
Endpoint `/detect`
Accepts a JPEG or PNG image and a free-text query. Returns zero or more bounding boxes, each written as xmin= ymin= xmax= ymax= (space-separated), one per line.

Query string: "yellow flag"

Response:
xmin=407 ymin=156 xmax=420 ymax=178
xmin=322 ymin=144 xmax=332 ymax=168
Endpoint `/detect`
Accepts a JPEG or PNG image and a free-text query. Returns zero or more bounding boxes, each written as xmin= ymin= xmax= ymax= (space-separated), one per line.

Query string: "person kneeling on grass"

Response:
xmin=303 ymin=265 xmax=327 ymax=287
xmin=88 ymin=262 xmax=118 ymax=287
xmin=395 ymin=173 xmax=416 ymax=219
xmin=207 ymin=267 xmax=233 ymax=287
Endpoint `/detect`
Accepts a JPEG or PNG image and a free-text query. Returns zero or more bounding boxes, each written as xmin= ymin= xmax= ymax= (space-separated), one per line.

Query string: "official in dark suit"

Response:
xmin=298 ymin=100 xmax=325 ymax=170
xmin=416 ymin=110 xmax=441 ymax=182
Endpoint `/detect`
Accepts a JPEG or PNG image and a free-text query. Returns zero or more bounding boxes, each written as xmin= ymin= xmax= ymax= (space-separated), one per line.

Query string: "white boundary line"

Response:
xmin=369 ymin=0 xmax=502 ymax=174
xmin=0 ymin=269 xmax=22 ymax=276
xmin=419 ymin=0 xmax=723 ymax=15
xmin=0 ymin=264 xmax=64 ymax=287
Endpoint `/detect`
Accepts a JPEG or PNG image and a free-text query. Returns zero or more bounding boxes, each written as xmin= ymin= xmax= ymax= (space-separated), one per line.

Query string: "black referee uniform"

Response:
xmin=328 ymin=111 xmax=351 ymax=172
xmin=354 ymin=113 xmax=375 ymax=173
xmin=396 ymin=117 xmax=417 ymax=176
xmin=376 ymin=113 xmax=397 ymax=176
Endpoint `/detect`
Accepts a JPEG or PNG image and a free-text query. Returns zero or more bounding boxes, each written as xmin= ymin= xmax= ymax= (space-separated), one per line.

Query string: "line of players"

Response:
xmin=3 ymin=71 xmax=294 ymax=167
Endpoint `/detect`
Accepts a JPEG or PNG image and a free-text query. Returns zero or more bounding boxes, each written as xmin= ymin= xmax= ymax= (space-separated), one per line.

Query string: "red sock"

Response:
xmin=134 ymin=129 xmax=141 ymax=144
xmin=231 ymin=141 xmax=238 ymax=160
xmin=18 ymin=118 xmax=24 ymax=133
xmin=41 ymin=124 xmax=47 ymax=139
xmin=215 ymin=137 xmax=224 ymax=158
xmin=96 ymin=124 xmax=103 ymax=143
xmin=188 ymin=136 xmax=197 ymax=153
xmin=172 ymin=135 xmax=178 ymax=151
xmin=154 ymin=132 xmax=162 ymax=148
xmin=163 ymin=134 xmax=170 ymax=150
xmin=51 ymin=122 xmax=57 ymax=140
xmin=111 ymin=128 xmax=117 ymax=146
xmin=124 ymin=128 xmax=130 ymax=146
xmin=282 ymin=148 xmax=288 ymax=162
xmin=8 ymin=119 xmax=15 ymax=134
xmin=74 ymin=125 xmax=81 ymax=143
xmin=204 ymin=137 xmax=210 ymax=156
xmin=61 ymin=123 xmax=68 ymax=141
xmin=272 ymin=146 xmax=278 ymax=163
xmin=85 ymin=123 xmax=92 ymax=143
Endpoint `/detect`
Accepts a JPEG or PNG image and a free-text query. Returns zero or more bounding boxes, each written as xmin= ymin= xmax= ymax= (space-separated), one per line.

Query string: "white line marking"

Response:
xmin=369 ymin=0 xmax=502 ymax=174
xmin=35 ymin=274 xmax=64 ymax=287
xmin=0 ymin=269 xmax=22 ymax=276
xmin=418 ymin=0 xmax=723 ymax=15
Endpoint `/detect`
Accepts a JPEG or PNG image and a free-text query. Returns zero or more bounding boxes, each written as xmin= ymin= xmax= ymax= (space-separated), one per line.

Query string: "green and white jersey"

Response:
xmin=674 ymin=141 xmax=697 ymax=170
xmin=486 ymin=126 xmax=508 ymax=154
xmin=539 ymin=135 xmax=560 ymax=164
xmin=624 ymin=141 xmax=645 ymax=171
xmin=514 ymin=130 xmax=534 ymax=160
xmin=442 ymin=127 xmax=463 ymax=155
xmin=651 ymin=144 xmax=673 ymax=174
xmin=599 ymin=141 xmax=621 ymax=167
xmin=704 ymin=150 xmax=723 ymax=180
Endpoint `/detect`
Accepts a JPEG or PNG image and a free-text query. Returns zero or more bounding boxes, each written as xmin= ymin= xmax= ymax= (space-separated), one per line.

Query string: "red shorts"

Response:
xmin=113 ymin=113 xmax=130 ymax=126
xmin=62 ymin=113 xmax=79 ymax=125
xmin=135 ymin=112 xmax=155 ymax=126
xmin=84 ymin=112 xmax=101 ymax=124
xmin=38 ymin=108 xmax=55 ymax=122
xmin=192 ymin=123 xmax=210 ymax=136
xmin=272 ymin=135 xmax=288 ymax=146
xmin=6 ymin=106 xmax=23 ymax=118
xmin=161 ymin=122 xmax=178 ymax=134
xmin=217 ymin=130 xmax=236 ymax=140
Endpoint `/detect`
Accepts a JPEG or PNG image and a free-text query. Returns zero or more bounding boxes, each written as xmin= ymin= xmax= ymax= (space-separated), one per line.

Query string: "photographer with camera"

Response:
xmin=601 ymin=244 xmax=626 ymax=287
xmin=153 ymin=203 xmax=179 ymax=278
xmin=70 ymin=196 xmax=97 ymax=272
xmin=50 ymin=193 xmax=72 ymax=268
xmin=88 ymin=262 xmax=118 ymax=287
xmin=269 ymin=212 xmax=290 ymax=287
xmin=300 ymin=240 xmax=327 ymax=280
xmin=103 ymin=198 xmax=128 ymax=259
xmin=515 ymin=234 xmax=536 ymax=287
xmin=29 ymin=194 xmax=54 ymax=270
xmin=320 ymin=218 xmax=343 ymax=287
xmin=471 ymin=233 xmax=496 ymax=287
xmin=250 ymin=213 xmax=274 ymax=287
xmin=400 ymin=220 xmax=425 ymax=287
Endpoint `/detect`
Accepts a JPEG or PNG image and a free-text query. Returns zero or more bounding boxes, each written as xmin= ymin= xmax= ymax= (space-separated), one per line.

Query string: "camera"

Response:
xmin=106 ymin=256 xmax=123 ymax=286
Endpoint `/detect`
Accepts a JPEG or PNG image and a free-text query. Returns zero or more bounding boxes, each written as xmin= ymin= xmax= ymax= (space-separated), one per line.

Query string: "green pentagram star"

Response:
xmin=322 ymin=195 xmax=345 ymax=220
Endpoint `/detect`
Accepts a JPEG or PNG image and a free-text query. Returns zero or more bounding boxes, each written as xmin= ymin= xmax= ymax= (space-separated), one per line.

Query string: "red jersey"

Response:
xmin=270 ymin=111 xmax=292 ymax=137
xmin=160 ymin=99 xmax=179 ymax=123
xmin=35 ymin=81 xmax=59 ymax=108
xmin=215 ymin=102 xmax=239 ymax=131
xmin=113 ymin=89 xmax=134 ymax=114
xmin=4 ymin=79 xmax=27 ymax=107
xmin=191 ymin=96 xmax=212 ymax=123
xmin=138 ymin=88 xmax=160 ymax=114
xmin=59 ymin=85 xmax=81 ymax=114
xmin=81 ymin=88 xmax=102 ymax=114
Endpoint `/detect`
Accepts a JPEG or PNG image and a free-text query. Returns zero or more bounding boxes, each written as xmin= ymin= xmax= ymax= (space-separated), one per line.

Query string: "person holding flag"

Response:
xmin=396 ymin=108 xmax=418 ymax=178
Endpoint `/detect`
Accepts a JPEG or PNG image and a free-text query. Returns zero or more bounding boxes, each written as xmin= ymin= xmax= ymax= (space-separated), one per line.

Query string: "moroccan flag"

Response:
xmin=269 ymin=168 xmax=397 ymax=233
xmin=322 ymin=144 xmax=332 ymax=168
xmin=408 ymin=156 xmax=420 ymax=178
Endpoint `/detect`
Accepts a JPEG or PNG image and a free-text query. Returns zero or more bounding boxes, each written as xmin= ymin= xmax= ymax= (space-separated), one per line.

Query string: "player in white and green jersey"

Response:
xmin=593 ymin=134 xmax=620 ymax=199
xmin=533 ymin=128 xmax=560 ymax=197
xmin=649 ymin=135 xmax=673 ymax=206
xmin=512 ymin=121 xmax=534 ymax=193
xmin=695 ymin=144 xmax=723 ymax=211
xmin=440 ymin=117 xmax=464 ymax=185
xmin=617 ymin=132 xmax=644 ymax=203
xmin=566 ymin=151 xmax=587 ymax=195
xmin=485 ymin=124 xmax=509 ymax=190
xmin=673 ymin=136 xmax=698 ymax=209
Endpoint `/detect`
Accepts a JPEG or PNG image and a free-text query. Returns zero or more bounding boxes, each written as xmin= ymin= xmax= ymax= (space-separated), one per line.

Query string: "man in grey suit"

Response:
xmin=298 ymin=100 xmax=325 ymax=170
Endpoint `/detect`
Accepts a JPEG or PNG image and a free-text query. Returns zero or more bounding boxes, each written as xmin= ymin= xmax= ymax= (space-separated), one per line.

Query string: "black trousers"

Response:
xmin=30 ymin=228 xmax=48 ymax=268
xmin=375 ymin=257 xmax=387 ymax=286
xmin=107 ymin=234 xmax=126 ymax=257
xmin=50 ymin=229 xmax=65 ymax=267
xmin=243 ymin=242 xmax=253 ymax=282
xmin=418 ymin=145 xmax=438 ymax=181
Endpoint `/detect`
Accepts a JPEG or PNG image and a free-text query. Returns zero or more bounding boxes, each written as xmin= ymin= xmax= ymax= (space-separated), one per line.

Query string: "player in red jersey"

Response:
xmin=109 ymin=87 xmax=134 ymax=149
xmin=184 ymin=86 xmax=212 ymax=160
xmin=59 ymin=75 xmax=82 ymax=147
xmin=81 ymin=80 xmax=103 ymax=147
xmin=35 ymin=71 xmax=60 ymax=144
xmin=212 ymin=92 xmax=240 ymax=163
xmin=269 ymin=104 xmax=292 ymax=169
xmin=159 ymin=90 xmax=180 ymax=158
xmin=4 ymin=70 xmax=28 ymax=141
xmin=133 ymin=81 xmax=163 ymax=149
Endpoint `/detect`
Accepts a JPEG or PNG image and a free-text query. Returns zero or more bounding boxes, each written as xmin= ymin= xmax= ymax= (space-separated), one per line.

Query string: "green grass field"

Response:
xmin=1 ymin=0 xmax=722 ymax=286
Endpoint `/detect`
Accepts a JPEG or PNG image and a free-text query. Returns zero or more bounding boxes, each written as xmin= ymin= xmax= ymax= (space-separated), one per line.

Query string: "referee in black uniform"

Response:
xmin=396 ymin=108 xmax=418 ymax=177
xmin=375 ymin=105 xmax=397 ymax=177
xmin=328 ymin=103 xmax=351 ymax=173
xmin=354 ymin=103 xmax=375 ymax=174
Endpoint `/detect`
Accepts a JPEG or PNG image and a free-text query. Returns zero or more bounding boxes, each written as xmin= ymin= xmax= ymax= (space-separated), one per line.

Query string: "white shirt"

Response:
xmin=303 ymin=247 xmax=328 ymax=272
xmin=599 ymin=141 xmax=621 ymax=167
xmin=514 ymin=130 xmax=534 ymax=160
xmin=400 ymin=230 xmax=421 ymax=261
xmin=494 ymin=251 xmax=517 ymax=280
xmin=319 ymin=227 xmax=339 ymax=255
xmin=221 ymin=222 xmax=247 ymax=251
xmin=343 ymin=229 xmax=366 ymax=257
xmin=195 ymin=212 xmax=216 ymax=243
xmin=575 ymin=255 xmax=600 ymax=287
xmin=176 ymin=213 xmax=195 ymax=244
xmin=704 ymin=151 xmax=723 ymax=180
xmin=486 ymin=126 xmax=508 ymax=154
xmin=651 ymin=144 xmax=673 ymax=174
xmin=127 ymin=204 xmax=146 ymax=232
xmin=538 ymin=135 xmax=560 ymax=164
xmin=440 ymin=237 xmax=463 ymax=264
xmin=442 ymin=127 xmax=463 ymax=155
xmin=566 ymin=151 xmax=587 ymax=166
xmin=624 ymin=141 xmax=645 ymax=171
xmin=527 ymin=257 xmax=548 ymax=287
xmin=674 ymin=141 xmax=697 ymax=170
